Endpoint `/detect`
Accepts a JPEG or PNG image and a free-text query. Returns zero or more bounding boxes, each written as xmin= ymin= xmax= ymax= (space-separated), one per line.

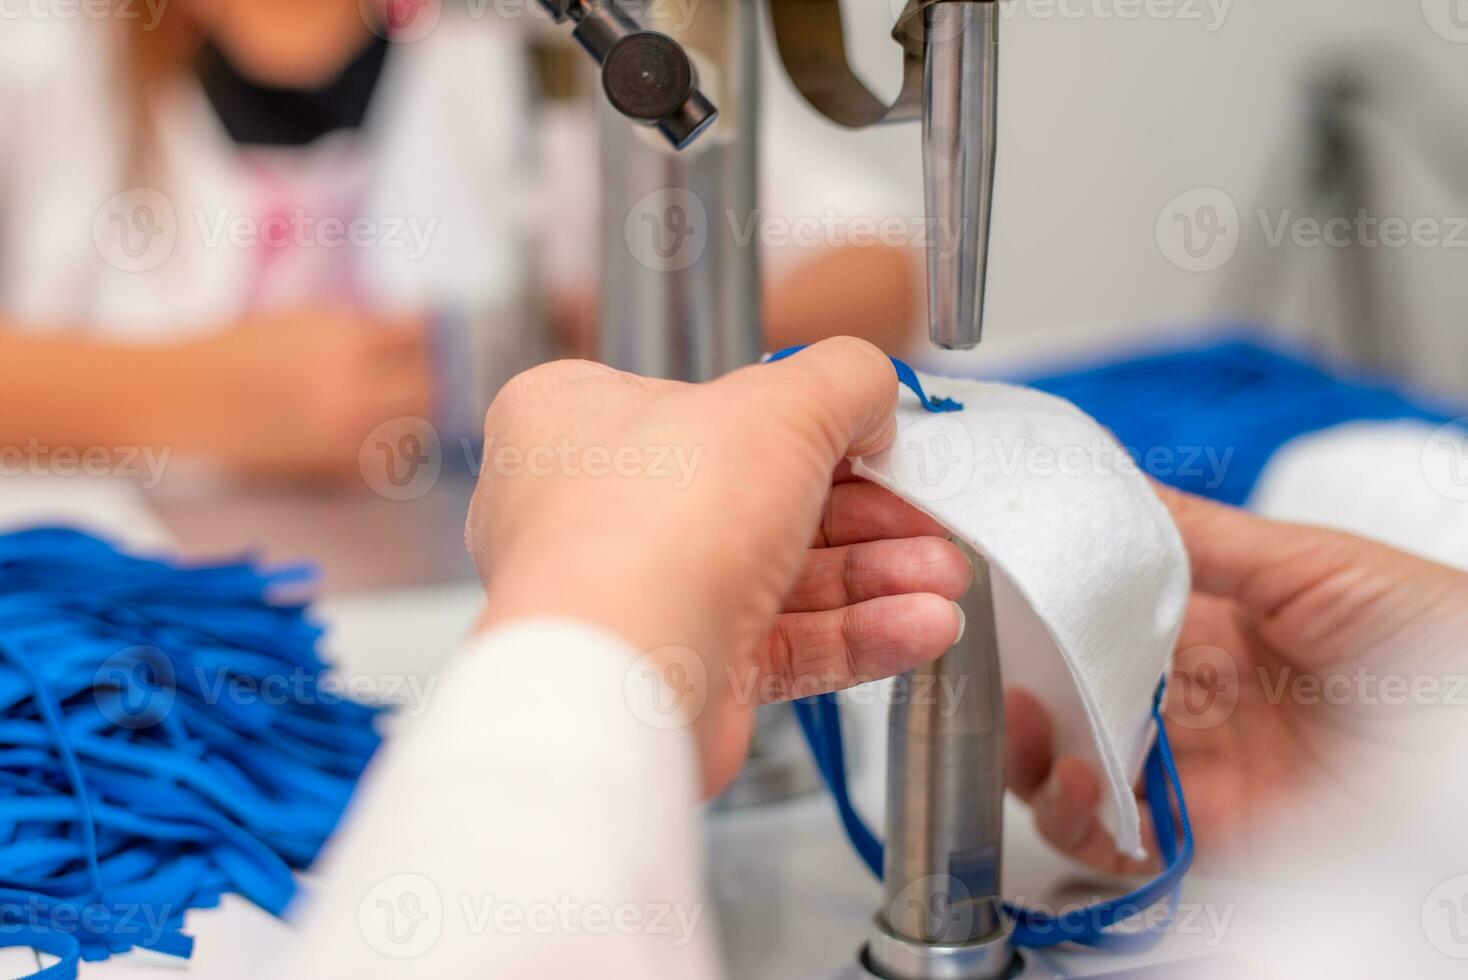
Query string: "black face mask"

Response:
xmin=196 ymin=33 xmax=393 ymax=148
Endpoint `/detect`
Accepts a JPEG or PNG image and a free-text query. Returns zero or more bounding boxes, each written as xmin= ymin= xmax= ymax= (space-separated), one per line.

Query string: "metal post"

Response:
xmin=868 ymin=546 xmax=1013 ymax=980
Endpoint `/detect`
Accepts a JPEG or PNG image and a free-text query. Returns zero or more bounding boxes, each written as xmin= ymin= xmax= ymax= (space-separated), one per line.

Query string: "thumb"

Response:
xmin=710 ymin=337 xmax=899 ymax=467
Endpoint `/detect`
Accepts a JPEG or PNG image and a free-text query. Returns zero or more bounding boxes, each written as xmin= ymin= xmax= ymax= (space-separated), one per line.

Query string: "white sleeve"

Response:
xmin=281 ymin=618 xmax=721 ymax=980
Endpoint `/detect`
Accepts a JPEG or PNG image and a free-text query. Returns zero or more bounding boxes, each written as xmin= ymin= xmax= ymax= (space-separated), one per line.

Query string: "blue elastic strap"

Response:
xmin=798 ymin=684 xmax=1192 ymax=951
xmin=779 ymin=347 xmax=1193 ymax=950
xmin=766 ymin=345 xmax=964 ymax=413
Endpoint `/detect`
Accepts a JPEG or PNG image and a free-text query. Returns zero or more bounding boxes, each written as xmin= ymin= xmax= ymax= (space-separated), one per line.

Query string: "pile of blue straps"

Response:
xmin=0 ymin=528 xmax=380 ymax=979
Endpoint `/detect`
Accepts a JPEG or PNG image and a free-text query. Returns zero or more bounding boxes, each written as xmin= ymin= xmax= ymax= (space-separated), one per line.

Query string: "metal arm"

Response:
xmin=921 ymin=3 xmax=1000 ymax=351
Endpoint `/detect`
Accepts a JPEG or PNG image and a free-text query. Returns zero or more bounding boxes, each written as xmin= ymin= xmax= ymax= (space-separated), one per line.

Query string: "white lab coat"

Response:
xmin=285 ymin=618 xmax=719 ymax=979
xmin=0 ymin=14 xmax=531 ymax=342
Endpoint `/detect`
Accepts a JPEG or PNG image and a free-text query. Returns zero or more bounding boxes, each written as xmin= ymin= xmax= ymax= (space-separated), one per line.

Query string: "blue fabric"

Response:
xmin=1019 ymin=331 xmax=1462 ymax=506
xmin=0 ymin=529 xmax=381 ymax=977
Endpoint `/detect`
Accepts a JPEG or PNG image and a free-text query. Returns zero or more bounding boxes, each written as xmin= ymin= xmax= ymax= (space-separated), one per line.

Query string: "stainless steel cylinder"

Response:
xmin=869 ymin=546 xmax=1012 ymax=980
xmin=598 ymin=0 xmax=762 ymax=381
xmin=922 ymin=2 xmax=1000 ymax=351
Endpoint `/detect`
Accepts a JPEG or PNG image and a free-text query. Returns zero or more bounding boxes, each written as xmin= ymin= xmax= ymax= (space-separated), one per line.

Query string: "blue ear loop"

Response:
xmin=770 ymin=344 xmax=1194 ymax=952
xmin=0 ymin=529 xmax=381 ymax=979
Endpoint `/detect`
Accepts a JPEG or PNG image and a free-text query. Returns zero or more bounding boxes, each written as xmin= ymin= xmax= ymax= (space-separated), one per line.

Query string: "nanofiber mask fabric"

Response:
xmin=851 ymin=371 xmax=1190 ymax=859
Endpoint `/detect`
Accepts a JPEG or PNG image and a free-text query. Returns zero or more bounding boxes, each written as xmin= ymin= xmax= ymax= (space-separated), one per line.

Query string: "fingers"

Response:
xmin=1030 ymin=756 xmax=1159 ymax=876
xmin=1155 ymin=484 xmax=1452 ymax=653
xmin=1156 ymin=484 xmax=1288 ymax=604
xmin=717 ymin=337 xmax=899 ymax=465
xmin=816 ymin=480 xmax=950 ymax=547
xmin=1004 ymin=688 xmax=1055 ymax=801
xmin=756 ymin=593 xmax=962 ymax=700
xmin=1156 ymin=484 xmax=1351 ymax=614
xmin=784 ymin=537 xmax=972 ymax=613
xmin=1006 ymin=688 xmax=1158 ymax=875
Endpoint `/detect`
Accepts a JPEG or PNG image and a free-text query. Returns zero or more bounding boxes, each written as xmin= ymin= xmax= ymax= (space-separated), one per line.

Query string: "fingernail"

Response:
xmin=952 ymin=546 xmax=976 ymax=592
xmin=951 ymin=602 xmax=966 ymax=644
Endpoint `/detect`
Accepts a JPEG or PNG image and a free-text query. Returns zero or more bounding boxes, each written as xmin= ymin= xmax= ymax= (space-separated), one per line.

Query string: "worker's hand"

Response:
xmin=179 ymin=308 xmax=432 ymax=480
xmin=468 ymin=338 xmax=969 ymax=796
xmin=1006 ymin=485 xmax=1468 ymax=872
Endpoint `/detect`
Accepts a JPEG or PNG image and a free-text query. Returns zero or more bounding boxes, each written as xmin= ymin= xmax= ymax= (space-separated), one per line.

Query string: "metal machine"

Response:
xmin=534 ymin=0 xmax=1010 ymax=975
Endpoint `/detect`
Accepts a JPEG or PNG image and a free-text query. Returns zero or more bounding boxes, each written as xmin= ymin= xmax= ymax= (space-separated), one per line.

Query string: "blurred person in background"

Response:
xmin=0 ymin=0 xmax=919 ymax=482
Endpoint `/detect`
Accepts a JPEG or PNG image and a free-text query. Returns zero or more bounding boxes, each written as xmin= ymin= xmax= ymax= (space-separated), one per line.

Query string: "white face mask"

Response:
xmin=852 ymin=371 xmax=1190 ymax=859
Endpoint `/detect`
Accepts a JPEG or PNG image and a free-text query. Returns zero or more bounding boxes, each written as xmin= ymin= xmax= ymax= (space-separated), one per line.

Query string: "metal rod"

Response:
xmin=868 ymin=545 xmax=1011 ymax=980
xmin=922 ymin=2 xmax=1000 ymax=351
